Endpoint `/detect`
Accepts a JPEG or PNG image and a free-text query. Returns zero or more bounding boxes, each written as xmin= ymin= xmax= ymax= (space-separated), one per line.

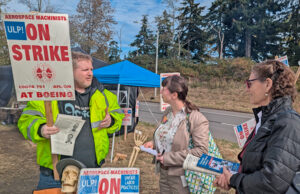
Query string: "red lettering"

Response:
xmin=34 ymin=91 xmax=72 ymax=98
xmin=20 ymin=92 xmax=33 ymax=98
xmin=239 ymin=131 xmax=244 ymax=139
xmin=60 ymin=46 xmax=69 ymax=61
xmin=49 ymin=46 xmax=60 ymax=61
xmin=38 ymin=24 xmax=50 ymax=41
xmin=43 ymin=45 xmax=49 ymax=61
xmin=19 ymin=85 xmax=33 ymax=89
xmin=22 ymin=45 xmax=31 ymax=60
xmin=5 ymin=14 xmax=34 ymax=20
xmin=243 ymin=123 xmax=250 ymax=137
xmin=27 ymin=92 xmax=33 ymax=98
xmin=12 ymin=45 xmax=22 ymax=61
xmin=10 ymin=45 xmax=70 ymax=61
xmin=37 ymin=92 xmax=42 ymax=98
xmin=67 ymin=92 xmax=73 ymax=97
xmin=20 ymin=92 xmax=28 ymax=98
xmin=110 ymin=178 xmax=120 ymax=194
xmin=59 ymin=92 xmax=66 ymax=97
xmin=99 ymin=178 xmax=109 ymax=194
xmin=32 ymin=45 xmax=43 ymax=61
xmin=26 ymin=23 xmax=37 ymax=40
xmin=37 ymin=85 xmax=45 ymax=88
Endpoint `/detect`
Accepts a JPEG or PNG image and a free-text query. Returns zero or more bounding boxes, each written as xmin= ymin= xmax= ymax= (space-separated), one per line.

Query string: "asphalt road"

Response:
xmin=139 ymin=102 xmax=253 ymax=143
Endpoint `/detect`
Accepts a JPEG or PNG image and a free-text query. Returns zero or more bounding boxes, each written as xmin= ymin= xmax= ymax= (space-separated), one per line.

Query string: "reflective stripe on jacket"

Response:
xmin=18 ymin=88 xmax=124 ymax=169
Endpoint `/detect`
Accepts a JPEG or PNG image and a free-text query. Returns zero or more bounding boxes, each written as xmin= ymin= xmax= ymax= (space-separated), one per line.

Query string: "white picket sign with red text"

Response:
xmin=2 ymin=13 xmax=75 ymax=101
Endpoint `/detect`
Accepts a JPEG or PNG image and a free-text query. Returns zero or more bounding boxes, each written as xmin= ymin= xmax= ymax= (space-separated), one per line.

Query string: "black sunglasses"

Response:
xmin=245 ymin=78 xmax=259 ymax=89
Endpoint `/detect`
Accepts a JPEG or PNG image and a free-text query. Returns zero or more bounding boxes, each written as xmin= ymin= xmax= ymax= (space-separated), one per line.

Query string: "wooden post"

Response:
xmin=124 ymin=125 xmax=127 ymax=141
xmin=44 ymin=101 xmax=59 ymax=180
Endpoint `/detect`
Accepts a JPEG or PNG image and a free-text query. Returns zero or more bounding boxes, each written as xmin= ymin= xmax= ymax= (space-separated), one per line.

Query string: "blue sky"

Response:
xmin=5 ymin=0 xmax=213 ymax=59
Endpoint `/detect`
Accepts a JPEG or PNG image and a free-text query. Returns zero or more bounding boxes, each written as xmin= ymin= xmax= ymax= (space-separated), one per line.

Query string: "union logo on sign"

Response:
xmin=33 ymin=64 xmax=55 ymax=83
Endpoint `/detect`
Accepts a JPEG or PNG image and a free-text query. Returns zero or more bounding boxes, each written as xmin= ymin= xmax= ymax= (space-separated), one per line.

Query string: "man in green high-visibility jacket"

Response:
xmin=18 ymin=51 xmax=124 ymax=190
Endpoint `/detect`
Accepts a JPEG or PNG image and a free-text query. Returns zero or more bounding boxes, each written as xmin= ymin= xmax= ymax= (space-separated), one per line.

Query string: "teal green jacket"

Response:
xmin=18 ymin=82 xmax=124 ymax=169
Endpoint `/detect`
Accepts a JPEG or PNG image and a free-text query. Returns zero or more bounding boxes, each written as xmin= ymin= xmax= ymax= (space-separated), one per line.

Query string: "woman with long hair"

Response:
xmin=144 ymin=75 xmax=209 ymax=193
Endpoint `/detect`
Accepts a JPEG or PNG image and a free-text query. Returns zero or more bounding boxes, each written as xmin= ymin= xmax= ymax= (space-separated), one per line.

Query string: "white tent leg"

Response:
xmin=110 ymin=133 xmax=115 ymax=163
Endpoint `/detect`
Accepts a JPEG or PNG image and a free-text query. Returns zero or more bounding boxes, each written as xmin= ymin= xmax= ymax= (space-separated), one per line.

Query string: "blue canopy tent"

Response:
xmin=93 ymin=60 xmax=160 ymax=162
xmin=93 ymin=60 xmax=160 ymax=87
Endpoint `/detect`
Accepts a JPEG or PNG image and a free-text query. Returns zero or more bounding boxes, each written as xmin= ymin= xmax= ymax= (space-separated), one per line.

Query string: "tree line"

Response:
xmin=0 ymin=0 xmax=299 ymax=67
xmin=129 ymin=0 xmax=299 ymax=66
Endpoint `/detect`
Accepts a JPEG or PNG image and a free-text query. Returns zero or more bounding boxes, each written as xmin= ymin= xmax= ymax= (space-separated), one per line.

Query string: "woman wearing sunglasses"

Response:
xmin=213 ymin=60 xmax=300 ymax=193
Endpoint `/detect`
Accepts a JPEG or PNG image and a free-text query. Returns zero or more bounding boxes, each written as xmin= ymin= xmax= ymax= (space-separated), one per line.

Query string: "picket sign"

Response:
xmin=2 ymin=12 xmax=75 ymax=180
xmin=122 ymin=108 xmax=132 ymax=141
xmin=160 ymin=73 xmax=180 ymax=111
xmin=275 ymin=55 xmax=289 ymax=66
xmin=78 ymin=168 xmax=140 ymax=194
xmin=233 ymin=118 xmax=256 ymax=148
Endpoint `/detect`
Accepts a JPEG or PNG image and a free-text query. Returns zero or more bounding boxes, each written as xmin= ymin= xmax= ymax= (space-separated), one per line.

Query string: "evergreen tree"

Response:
xmin=130 ymin=15 xmax=155 ymax=56
xmin=279 ymin=0 xmax=299 ymax=65
xmin=108 ymin=40 xmax=121 ymax=62
xmin=205 ymin=0 xmax=227 ymax=59
xmin=155 ymin=10 xmax=172 ymax=58
xmin=162 ymin=0 xmax=180 ymax=58
xmin=176 ymin=0 xmax=207 ymax=61
xmin=215 ymin=0 xmax=290 ymax=60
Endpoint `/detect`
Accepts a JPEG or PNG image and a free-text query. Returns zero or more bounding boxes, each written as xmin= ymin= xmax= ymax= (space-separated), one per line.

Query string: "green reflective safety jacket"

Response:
xmin=18 ymin=85 xmax=124 ymax=170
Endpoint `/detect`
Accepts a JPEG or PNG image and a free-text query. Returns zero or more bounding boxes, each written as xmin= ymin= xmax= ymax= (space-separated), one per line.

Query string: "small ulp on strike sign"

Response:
xmin=122 ymin=108 xmax=132 ymax=126
xmin=78 ymin=168 xmax=140 ymax=194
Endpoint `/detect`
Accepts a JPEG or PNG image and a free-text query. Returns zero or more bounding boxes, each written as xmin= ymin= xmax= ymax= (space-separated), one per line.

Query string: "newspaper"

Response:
xmin=139 ymin=145 xmax=158 ymax=156
xmin=183 ymin=154 xmax=219 ymax=176
xmin=51 ymin=114 xmax=85 ymax=156
xmin=197 ymin=154 xmax=239 ymax=175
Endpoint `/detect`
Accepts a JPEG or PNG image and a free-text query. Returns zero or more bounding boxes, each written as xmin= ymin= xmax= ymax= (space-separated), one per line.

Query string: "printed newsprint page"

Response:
xmin=139 ymin=145 xmax=158 ymax=156
xmin=183 ymin=154 xmax=220 ymax=176
xmin=51 ymin=114 xmax=85 ymax=156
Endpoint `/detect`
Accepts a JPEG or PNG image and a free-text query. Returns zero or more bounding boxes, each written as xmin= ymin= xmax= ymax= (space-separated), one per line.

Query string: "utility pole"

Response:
xmin=154 ymin=30 xmax=159 ymax=97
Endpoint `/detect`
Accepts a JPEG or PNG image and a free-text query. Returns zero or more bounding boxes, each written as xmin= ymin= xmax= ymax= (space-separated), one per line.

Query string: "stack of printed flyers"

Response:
xmin=183 ymin=153 xmax=239 ymax=176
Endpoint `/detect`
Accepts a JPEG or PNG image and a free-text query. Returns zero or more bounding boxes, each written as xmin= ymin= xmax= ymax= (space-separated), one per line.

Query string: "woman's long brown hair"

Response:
xmin=162 ymin=75 xmax=199 ymax=113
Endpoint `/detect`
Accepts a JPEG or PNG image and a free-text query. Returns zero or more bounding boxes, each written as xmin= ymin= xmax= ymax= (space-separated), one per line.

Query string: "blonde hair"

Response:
xmin=71 ymin=51 xmax=93 ymax=69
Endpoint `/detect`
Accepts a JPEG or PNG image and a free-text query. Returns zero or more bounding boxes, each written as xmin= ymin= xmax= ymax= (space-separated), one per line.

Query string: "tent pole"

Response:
xmin=124 ymin=87 xmax=131 ymax=141
xmin=111 ymin=83 xmax=121 ymax=163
